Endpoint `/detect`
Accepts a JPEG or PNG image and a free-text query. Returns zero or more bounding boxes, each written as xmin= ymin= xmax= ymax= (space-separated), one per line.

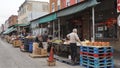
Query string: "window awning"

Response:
xmin=3 ymin=27 xmax=17 ymax=34
xmin=39 ymin=13 xmax=57 ymax=24
xmin=57 ymin=0 xmax=98 ymax=17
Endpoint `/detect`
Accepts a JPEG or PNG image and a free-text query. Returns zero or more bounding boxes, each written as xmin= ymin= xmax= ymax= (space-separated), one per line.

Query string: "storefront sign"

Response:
xmin=117 ymin=14 xmax=120 ymax=26
xmin=98 ymin=26 xmax=103 ymax=31
xmin=117 ymin=0 xmax=120 ymax=12
xmin=95 ymin=33 xmax=102 ymax=38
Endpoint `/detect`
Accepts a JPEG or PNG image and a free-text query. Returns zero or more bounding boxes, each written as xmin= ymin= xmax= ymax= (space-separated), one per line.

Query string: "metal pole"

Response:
xmin=41 ymin=24 xmax=42 ymax=35
xmin=92 ymin=7 xmax=95 ymax=42
xmin=58 ymin=19 xmax=60 ymax=39
xmin=53 ymin=21 xmax=55 ymax=38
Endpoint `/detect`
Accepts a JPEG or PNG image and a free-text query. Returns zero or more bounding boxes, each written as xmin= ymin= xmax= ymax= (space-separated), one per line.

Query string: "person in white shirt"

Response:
xmin=67 ymin=28 xmax=82 ymax=64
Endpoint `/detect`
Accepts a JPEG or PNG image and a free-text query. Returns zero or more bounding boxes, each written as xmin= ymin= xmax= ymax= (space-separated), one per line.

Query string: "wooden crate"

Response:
xmin=29 ymin=54 xmax=48 ymax=58
xmin=41 ymin=49 xmax=47 ymax=55
xmin=13 ymin=40 xmax=22 ymax=47
xmin=30 ymin=42 xmax=48 ymax=58
xmin=30 ymin=48 xmax=48 ymax=58
xmin=47 ymin=60 xmax=56 ymax=66
xmin=33 ymin=47 xmax=41 ymax=55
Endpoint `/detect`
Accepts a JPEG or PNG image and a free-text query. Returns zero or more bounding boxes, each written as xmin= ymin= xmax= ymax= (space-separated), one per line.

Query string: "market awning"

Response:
xmin=3 ymin=27 xmax=17 ymax=34
xmin=39 ymin=13 xmax=57 ymax=24
xmin=15 ymin=23 xmax=29 ymax=27
xmin=57 ymin=0 xmax=98 ymax=17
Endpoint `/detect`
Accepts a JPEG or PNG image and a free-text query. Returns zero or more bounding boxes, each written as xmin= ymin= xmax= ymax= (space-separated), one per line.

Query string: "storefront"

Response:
xmin=30 ymin=0 xmax=98 ymax=40
xmin=30 ymin=0 xmax=120 ymax=51
xmin=57 ymin=0 xmax=98 ymax=40
xmin=93 ymin=0 xmax=120 ymax=50
xmin=59 ymin=10 xmax=91 ymax=40
xmin=94 ymin=0 xmax=118 ymax=41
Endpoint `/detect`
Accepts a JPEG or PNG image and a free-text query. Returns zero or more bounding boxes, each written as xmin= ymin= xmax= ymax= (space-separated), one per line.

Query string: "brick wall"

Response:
xmin=8 ymin=15 xmax=18 ymax=27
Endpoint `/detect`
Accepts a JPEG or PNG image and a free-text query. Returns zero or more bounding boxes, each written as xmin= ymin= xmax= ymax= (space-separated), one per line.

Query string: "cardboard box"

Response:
xmin=33 ymin=48 xmax=41 ymax=55
xmin=41 ymin=49 xmax=47 ymax=55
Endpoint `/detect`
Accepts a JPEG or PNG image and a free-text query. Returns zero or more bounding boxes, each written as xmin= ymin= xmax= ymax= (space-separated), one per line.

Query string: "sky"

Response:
xmin=0 ymin=0 xmax=49 ymax=26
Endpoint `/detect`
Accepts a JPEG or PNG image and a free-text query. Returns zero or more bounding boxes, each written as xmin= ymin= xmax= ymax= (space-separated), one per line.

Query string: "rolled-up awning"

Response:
xmin=39 ymin=13 xmax=57 ymax=24
xmin=57 ymin=0 xmax=98 ymax=17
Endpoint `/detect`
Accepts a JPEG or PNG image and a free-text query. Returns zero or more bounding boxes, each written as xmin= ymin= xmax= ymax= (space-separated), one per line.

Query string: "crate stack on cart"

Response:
xmin=80 ymin=42 xmax=114 ymax=68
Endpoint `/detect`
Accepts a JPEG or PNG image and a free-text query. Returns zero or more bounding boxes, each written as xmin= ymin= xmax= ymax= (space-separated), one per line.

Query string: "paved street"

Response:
xmin=0 ymin=38 xmax=120 ymax=68
xmin=0 ymin=39 xmax=84 ymax=68
xmin=114 ymin=50 xmax=120 ymax=68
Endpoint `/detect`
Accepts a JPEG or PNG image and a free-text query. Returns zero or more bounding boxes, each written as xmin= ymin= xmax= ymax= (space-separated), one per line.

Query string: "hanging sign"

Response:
xmin=117 ymin=14 xmax=120 ymax=26
xmin=117 ymin=0 xmax=120 ymax=12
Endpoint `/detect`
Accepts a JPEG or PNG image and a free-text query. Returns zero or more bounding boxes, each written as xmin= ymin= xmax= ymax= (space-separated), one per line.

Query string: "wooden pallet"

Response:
xmin=55 ymin=55 xmax=79 ymax=65
xmin=29 ymin=54 xmax=48 ymax=58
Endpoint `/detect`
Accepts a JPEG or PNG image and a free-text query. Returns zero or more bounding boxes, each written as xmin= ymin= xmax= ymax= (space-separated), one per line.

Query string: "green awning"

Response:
xmin=15 ymin=23 xmax=29 ymax=27
xmin=57 ymin=0 xmax=98 ymax=17
xmin=39 ymin=13 xmax=57 ymax=24
xmin=3 ymin=27 xmax=17 ymax=34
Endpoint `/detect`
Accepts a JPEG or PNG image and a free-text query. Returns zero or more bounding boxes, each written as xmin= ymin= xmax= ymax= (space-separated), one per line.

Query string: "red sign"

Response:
xmin=117 ymin=0 xmax=120 ymax=12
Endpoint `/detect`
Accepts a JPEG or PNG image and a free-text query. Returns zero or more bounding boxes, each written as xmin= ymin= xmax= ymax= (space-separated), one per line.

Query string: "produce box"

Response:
xmin=41 ymin=49 xmax=47 ymax=55
xmin=32 ymin=42 xmax=40 ymax=55
xmin=33 ymin=48 xmax=41 ymax=55
xmin=13 ymin=40 xmax=22 ymax=47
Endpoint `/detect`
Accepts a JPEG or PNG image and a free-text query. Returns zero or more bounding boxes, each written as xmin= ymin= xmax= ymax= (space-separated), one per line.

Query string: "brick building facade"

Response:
xmin=49 ymin=0 xmax=85 ymax=12
xmin=8 ymin=15 xmax=18 ymax=27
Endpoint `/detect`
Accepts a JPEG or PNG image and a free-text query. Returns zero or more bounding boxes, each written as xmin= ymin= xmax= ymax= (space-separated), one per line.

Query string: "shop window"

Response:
xmin=57 ymin=0 xmax=61 ymax=10
xmin=76 ymin=0 xmax=84 ymax=3
xmin=43 ymin=5 xmax=48 ymax=12
xmin=95 ymin=18 xmax=117 ymax=39
xmin=66 ymin=0 xmax=70 ymax=7
xmin=58 ymin=5 xmax=60 ymax=10
xmin=52 ymin=3 xmax=55 ymax=12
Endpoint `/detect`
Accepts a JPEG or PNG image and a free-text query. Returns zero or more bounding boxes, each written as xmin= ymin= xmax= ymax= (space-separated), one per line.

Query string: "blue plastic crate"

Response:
xmin=105 ymin=48 xmax=114 ymax=53
xmin=105 ymin=59 xmax=114 ymax=63
xmin=80 ymin=46 xmax=113 ymax=54
xmin=80 ymin=63 xmax=114 ymax=68
xmin=80 ymin=56 xmax=114 ymax=67
xmin=80 ymin=46 xmax=88 ymax=52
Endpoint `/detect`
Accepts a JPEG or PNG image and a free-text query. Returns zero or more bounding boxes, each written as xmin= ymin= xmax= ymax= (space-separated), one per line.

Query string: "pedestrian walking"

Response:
xmin=67 ymin=28 xmax=82 ymax=64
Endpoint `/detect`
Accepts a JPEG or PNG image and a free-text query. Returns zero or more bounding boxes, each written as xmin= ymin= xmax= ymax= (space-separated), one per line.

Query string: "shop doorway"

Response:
xmin=69 ymin=17 xmax=84 ymax=41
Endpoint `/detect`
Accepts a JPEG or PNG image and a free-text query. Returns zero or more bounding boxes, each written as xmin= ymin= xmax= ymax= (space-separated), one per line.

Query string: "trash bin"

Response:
xmin=29 ymin=42 xmax=33 ymax=53
xmin=23 ymin=38 xmax=29 ymax=51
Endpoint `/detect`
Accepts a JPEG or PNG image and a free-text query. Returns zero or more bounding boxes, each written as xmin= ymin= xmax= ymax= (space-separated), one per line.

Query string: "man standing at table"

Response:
xmin=67 ymin=28 xmax=82 ymax=64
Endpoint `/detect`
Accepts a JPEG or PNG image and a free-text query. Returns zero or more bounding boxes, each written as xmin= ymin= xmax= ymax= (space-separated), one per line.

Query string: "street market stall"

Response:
xmin=48 ymin=39 xmax=81 ymax=65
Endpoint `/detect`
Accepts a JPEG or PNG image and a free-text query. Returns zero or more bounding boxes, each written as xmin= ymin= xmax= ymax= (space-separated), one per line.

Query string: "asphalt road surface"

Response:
xmin=0 ymin=39 xmax=84 ymax=68
xmin=0 ymin=38 xmax=120 ymax=68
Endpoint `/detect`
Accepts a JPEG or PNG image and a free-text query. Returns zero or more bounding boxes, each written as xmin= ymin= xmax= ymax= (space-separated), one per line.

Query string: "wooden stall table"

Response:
xmin=52 ymin=43 xmax=80 ymax=65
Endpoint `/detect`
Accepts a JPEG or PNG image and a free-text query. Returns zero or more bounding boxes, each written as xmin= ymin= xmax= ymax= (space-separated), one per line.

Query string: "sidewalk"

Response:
xmin=114 ymin=50 xmax=120 ymax=68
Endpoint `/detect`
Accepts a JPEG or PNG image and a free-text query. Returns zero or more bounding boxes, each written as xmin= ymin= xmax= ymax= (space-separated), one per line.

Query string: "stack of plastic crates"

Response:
xmin=80 ymin=46 xmax=114 ymax=68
